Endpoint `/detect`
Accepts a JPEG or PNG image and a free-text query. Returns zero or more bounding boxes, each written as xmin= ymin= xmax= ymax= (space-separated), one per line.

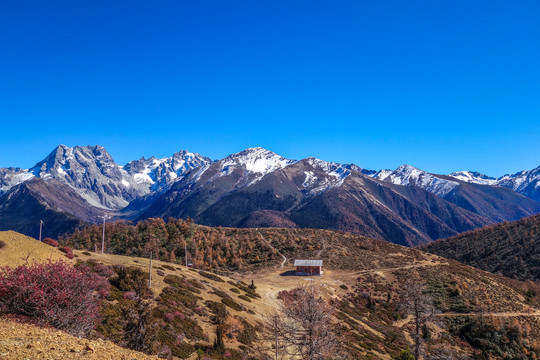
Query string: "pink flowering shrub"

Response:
xmin=0 ymin=261 xmax=104 ymax=336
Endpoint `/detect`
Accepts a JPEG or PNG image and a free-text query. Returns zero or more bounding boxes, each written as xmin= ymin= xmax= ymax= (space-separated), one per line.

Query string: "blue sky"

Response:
xmin=1 ymin=1 xmax=539 ymax=177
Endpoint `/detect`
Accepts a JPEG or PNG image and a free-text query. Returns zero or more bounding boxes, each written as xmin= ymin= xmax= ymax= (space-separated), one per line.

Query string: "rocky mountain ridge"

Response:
xmin=1 ymin=145 xmax=539 ymax=244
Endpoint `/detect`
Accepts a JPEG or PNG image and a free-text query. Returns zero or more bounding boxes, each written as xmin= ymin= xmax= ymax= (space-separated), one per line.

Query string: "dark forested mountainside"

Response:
xmin=424 ymin=214 xmax=540 ymax=282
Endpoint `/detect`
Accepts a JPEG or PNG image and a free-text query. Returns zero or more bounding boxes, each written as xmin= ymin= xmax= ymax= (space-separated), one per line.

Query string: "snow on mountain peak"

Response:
xmin=448 ymin=171 xmax=498 ymax=185
xmin=300 ymin=157 xmax=357 ymax=195
xmin=374 ymin=164 xmax=459 ymax=197
xmin=221 ymin=147 xmax=297 ymax=175
xmin=124 ymin=149 xmax=212 ymax=190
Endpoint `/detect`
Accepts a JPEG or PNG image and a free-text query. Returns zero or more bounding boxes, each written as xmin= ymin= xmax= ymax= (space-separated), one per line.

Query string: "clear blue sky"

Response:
xmin=1 ymin=1 xmax=539 ymax=177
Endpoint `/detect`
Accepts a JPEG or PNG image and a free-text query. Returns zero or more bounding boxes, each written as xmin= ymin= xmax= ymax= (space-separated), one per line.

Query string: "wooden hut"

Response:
xmin=294 ymin=259 xmax=323 ymax=276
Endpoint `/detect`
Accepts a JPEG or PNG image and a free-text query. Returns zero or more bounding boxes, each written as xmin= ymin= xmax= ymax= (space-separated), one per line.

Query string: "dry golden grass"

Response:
xmin=0 ymin=231 xmax=69 ymax=268
xmin=0 ymin=317 xmax=158 ymax=360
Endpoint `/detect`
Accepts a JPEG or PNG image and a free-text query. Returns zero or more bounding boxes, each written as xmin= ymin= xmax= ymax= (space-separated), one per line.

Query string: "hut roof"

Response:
xmin=294 ymin=259 xmax=323 ymax=267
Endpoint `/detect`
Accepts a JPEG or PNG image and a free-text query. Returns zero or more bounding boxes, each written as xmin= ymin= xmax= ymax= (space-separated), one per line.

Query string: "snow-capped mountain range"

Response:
xmin=450 ymin=168 xmax=540 ymax=202
xmin=1 ymin=144 xmax=540 ymax=245
xmin=0 ymin=145 xmax=210 ymax=210
xmin=372 ymin=165 xmax=459 ymax=197
xmin=2 ymin=144 xmax=539 ymax=207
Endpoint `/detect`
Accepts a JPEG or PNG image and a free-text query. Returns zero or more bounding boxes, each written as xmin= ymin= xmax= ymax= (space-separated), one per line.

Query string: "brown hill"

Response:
xmin=58 ymin=221 xmax=540 ymax=359
xmin=424 ymin=213 xmax=540 ymax=282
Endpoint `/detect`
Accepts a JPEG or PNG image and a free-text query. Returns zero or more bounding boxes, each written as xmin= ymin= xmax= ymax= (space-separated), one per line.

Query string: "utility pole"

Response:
xmin=39 ymin=220 xmax=43 ymax=241
xmin=185 ymin=242 xmax=188 ymax=267
xmin=100 ymin=215 xmax=109 ymax=254
xmin=148 ymin=252 xmax=152 ymax=288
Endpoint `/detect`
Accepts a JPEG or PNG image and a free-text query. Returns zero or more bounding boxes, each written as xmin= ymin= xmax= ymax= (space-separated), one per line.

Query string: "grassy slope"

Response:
xmin=0 ymin=230 xmax=69 ymax=267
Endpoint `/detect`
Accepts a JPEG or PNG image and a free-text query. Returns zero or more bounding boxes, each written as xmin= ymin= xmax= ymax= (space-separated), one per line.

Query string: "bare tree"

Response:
xmin=254 ymin=312 xmax=291 ymax=360
xmin=258 ymin=283 xmax=346 ymax=360
xmin=123 ymin=296 xmax=157 ymax=353
xmin=401 ymin=274 xmax=439 ymax=360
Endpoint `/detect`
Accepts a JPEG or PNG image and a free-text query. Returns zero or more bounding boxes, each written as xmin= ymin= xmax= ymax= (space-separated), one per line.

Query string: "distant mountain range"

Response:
xmin=1 ymin=144 xmax=539 ymax=244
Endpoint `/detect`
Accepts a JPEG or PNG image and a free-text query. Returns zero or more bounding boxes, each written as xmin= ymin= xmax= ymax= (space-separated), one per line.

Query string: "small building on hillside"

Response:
xmin=294 ymin=259 xmax=323 ymax=276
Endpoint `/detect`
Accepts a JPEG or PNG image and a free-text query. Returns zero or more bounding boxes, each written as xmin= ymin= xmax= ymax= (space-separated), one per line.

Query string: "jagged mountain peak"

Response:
xmin=124 ymin=149 xmax=212 ymax=190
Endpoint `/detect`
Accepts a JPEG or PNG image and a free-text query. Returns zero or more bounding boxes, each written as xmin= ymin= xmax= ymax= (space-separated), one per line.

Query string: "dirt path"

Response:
xmin=354 ymin=260 xmax=447 ymax=276
xmin=316 ymin=238 xmax=326 ymax=257
xmin=440 ymin=310 xmax=540 ymax=317
xmin=393 ymin=315 xmax=413 ymax=328
xmin=257 ymin=230 xmax=287 ymax=268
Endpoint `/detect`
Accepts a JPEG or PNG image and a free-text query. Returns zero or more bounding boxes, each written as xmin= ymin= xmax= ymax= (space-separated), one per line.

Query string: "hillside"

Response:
xmin=0 ymin=317 xmax=158 ymax=359
xmin=55 ymin=223 xmax=540 ymax=358
xmin=0 ymin=230 xmax=69 ymax=267
xmin=424 ymin=214 xmax=540 ymax=282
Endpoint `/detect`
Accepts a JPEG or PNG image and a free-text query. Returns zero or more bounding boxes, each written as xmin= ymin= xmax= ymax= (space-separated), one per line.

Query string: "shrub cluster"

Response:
xmin=59 ymin=246 xmax=74 ymax=259
xmin=0 ymin=261 xmax=105 ymax=335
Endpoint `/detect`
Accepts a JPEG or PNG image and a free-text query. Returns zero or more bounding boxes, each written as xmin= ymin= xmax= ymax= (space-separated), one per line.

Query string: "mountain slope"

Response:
xmin=131 ymin=158 xmax=492 ymax=246
xmin=0 ymin=145 xmax=210 ymax=211
xmin=0 ymin=178 xmax=97 ymax=238
xmin=424 ymin=213 xmax=540 ymax=282
xmin=0 ymin=317 xmax=159 ymax=360
xmin=29 ymin=145 xmax=142 ymax=209
xmin=497 ymin=166 xmax=540 ymax=203
xmin=123 ymin=150 xmax=212 ymax=192
xmin=373 ymin=165 xmax=540 ymax=223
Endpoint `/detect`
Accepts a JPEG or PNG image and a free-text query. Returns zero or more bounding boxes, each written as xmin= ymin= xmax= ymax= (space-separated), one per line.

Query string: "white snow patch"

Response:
xmin=376 ymin=165 xmax=459 ymax=197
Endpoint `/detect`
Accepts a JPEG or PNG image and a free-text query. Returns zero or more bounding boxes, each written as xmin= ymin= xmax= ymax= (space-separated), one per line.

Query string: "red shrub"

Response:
xmin=59 ymin=246 xmax=74 ymax=259
xmin=0 ymin=261 xmax=104 ymax=336
xmin=59 ymin=246 xmax=72 ymax=254
xmin=0 ymin=240 xmax=6 ymax=249
xmin=42 ymin=238 xmax=58 ymax=247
